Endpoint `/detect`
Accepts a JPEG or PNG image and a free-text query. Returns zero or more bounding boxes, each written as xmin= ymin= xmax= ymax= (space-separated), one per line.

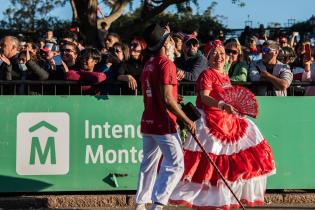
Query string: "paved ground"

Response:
xmin=2 ymin=205 xmax=315 ymax=209
xmin=2 ymin=193 xmax=315 ymax=209
xmin=89 ymin=205 xmax=315 ymax=210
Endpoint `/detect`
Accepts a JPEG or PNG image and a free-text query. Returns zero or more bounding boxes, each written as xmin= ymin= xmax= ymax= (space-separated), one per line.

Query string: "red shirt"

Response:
xmin=140 ymin=55 xmax=178 ymax=135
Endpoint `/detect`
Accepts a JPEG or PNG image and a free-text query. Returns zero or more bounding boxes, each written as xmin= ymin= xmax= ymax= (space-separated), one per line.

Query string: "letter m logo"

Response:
xmin=28 ymin=121 xmax=57 ymax=165
xmin=30 ymin=137 xmax=56 ymax=165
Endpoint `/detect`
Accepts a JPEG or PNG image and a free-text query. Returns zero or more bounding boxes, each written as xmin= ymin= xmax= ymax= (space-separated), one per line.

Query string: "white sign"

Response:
xmin=16 ymin=113 xmax=70 ymax=175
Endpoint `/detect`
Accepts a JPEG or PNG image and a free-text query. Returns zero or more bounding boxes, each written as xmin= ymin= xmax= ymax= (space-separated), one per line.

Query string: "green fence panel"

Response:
xmin=0 ymin=96 xmax=314 ymax=192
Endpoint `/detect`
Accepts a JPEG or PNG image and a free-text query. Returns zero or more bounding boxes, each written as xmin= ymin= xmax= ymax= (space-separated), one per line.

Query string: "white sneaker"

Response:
xmin=135 ymin=203 xmax=147 ymax=210
xmin=150 ymin=203 xmax=164 ymax=210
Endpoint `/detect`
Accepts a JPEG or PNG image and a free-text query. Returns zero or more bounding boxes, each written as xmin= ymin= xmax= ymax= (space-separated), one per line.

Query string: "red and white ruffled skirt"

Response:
xmin=170 ymin=109 xmax=276 ymax=209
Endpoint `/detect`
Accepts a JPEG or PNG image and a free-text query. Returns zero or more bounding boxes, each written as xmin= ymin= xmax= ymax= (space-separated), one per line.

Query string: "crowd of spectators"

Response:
xmin=0 ymin=23 xmax=314 ymax=96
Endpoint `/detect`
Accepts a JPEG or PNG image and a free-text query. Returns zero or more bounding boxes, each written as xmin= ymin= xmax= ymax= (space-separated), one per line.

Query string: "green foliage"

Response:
xmin=1 ymin=0 xmax=67 ymax=32
xmin=110 ymin=9 xmax=225 ymax=43
xmin=231 ymin=0 xmax=245 ymax=7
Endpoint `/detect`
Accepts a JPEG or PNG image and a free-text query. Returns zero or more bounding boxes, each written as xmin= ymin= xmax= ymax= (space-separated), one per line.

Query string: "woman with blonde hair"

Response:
xmin=224 ymin=38 xmax=248 ymax=81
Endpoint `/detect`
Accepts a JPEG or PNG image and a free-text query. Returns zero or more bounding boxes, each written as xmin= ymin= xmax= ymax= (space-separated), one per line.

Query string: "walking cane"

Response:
xmin=189 ymin=132 xmax=246 ymax=210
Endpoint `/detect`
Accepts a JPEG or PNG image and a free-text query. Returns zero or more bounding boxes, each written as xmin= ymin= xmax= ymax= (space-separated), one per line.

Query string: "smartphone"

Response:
xmin=305 ymin=43 xmax=312 ymax=61
xmin=53 ymin=55 xmax=62 ymax=66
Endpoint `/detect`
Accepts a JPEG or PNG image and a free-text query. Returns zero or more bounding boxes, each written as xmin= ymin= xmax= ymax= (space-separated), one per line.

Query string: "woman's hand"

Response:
xmin=49 ymin=58 xmax=56 ymax=71
xmin=222 ymin=103 xmax=236 ymax=115
xmin=61 ymin=60 xmax=69 ymax=73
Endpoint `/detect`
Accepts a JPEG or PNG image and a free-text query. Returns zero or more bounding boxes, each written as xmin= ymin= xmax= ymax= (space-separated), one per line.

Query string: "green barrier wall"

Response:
xmin=0 ymin=96 xmax=314 ymax=192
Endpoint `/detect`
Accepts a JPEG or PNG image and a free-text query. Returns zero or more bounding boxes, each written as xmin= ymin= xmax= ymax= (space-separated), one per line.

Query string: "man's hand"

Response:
xmin=0 ymin=54 xmax=11 ymax=65
xmin=127 ymin=75 xmax=137 ymax=90
xmin=177 ymin=95 xmax=184 ymax=104
xmin=176 ymin=70 xmax=185 ymax=81
xmin=260 ymin=70 xmax=270 ymax=79
xmin=185 ymin=120 xmax=196 ymax=136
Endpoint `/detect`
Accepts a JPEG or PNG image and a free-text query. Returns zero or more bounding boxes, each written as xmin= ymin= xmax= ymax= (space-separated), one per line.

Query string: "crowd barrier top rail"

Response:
xmin=0 ymin=80 xmax=314 ymax=96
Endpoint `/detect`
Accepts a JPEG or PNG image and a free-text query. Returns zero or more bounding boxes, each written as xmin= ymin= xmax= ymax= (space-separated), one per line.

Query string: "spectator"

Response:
xmin=239 ymin=26 xmax=253 ymax=46
xmin=18 ymin=49 xmax=49 ymax=81
xmin=98 ymin=42 xmax=128 ymax=81
xmin=289 ymin=41 xmax=313 ymax=83
xmin=175 ymin=35 xmax=207 ymax=82
xmin=256 ymin=24 xmax=267 ymax=40
xmin=18 ymin=49 xmax=49 ymax=95
xmin=291 ymin=41 xmax=313 ymax=95
xmin=117 ymin=37 xmax=147 ymax=94
xmin=45 ymin=30 xmax=57 ymax=44
xmin=69 ymin=22 xmax=87 ymax=47
xmin=65 ymin=48 xmax=106 ymax=95
xmin=37 ymin=38 xmax=46 ymax=50
xmin=172 ymin=33 xmax=184 ymax=58
xmin=98 ymin=21 xmax=109 ymax=49
xmin=38 ymin=42 xmax=63 ymax=80
xmin=26 ymin=42 xmax=39 ymax=55
xmin=0 ymin=36 xmax=20 ymax=80
xmin=216 ymin=29 xmax=225 ymax=42
xmin=301 ymin=59 xmax=315 ymax=96
xmin=244 ymin=36 xmax=262 ymax=63
xmin=112 ymin=42 xmax=129 ymax=62
xmin=224 ymin=39 xmax=248 ymax=82
xmin=103 ymin=33 xmax=120 ymax=54
xmin=60 ymin=42 xmax=79 ymax=71
xmin=277 ymin=46 xmax=296 ymax=66
xmin=279 ymin=36 xmax=289 ymax=48
xmin=249 ymin=40 xmax=293 ymax=96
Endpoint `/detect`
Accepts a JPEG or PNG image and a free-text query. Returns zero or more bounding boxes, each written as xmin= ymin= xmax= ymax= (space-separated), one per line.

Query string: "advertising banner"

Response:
xmin=0 ymin=96 xmax=314 ymax=192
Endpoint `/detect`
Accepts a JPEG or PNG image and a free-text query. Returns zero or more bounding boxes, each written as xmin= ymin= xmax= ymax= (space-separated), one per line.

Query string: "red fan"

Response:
xmin=219 ymin=86 xmax=259 ymax=118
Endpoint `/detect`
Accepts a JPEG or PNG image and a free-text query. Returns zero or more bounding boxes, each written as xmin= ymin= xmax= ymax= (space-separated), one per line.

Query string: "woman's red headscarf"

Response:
xmin=206 ymin=39 xmax=224 ymax=59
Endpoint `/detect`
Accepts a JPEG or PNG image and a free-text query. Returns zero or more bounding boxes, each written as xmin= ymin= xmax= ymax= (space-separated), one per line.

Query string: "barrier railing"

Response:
xmin=0 ymin=80 xmax=314 ymax=96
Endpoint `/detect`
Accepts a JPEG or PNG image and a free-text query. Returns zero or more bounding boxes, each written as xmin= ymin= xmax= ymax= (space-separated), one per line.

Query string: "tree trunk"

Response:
xmin=98 ymin=0 xmax=130 ymax=28
xmin=70 ymin=0 xmax=78 ymax=23
xmin=74 ymin=0 xmax=98 ymax=47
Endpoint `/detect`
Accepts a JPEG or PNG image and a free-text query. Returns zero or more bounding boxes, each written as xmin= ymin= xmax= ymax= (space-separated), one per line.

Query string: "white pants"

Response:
xmin=135 ymin=133 xmax=184 ymax=205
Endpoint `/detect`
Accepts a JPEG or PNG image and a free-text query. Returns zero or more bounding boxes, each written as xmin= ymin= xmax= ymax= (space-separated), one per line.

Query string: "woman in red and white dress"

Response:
xmin=170 ymin=40 xmax=276 ymax=209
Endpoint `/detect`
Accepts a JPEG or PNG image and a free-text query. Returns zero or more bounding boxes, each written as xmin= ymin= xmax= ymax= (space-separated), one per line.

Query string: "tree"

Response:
xmin=71 ymin=0 xmax=129 ymax=46
xmin=2 ymin=0 xmax=66 ymax=32
xmin=138 ymin=0 xmax=244 ymax=24
xmin=2 ymin=0 xmax=244 ymax=46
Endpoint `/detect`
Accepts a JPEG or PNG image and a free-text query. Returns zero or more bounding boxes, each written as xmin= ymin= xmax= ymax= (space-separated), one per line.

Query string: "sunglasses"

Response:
xmin=262 ymin=47 xmax=276 ymax=54
xmin=225 ymin=49 xmax=238 ymax=55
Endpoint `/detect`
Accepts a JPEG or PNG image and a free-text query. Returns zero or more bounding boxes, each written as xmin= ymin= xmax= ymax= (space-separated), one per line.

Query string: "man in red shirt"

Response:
xmin=135 ymin=24 xmax=196 ymax=210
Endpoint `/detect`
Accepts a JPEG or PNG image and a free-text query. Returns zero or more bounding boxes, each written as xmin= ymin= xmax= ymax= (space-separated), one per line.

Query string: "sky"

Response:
xmin=0 ymin=0 xmax=314 ymax=29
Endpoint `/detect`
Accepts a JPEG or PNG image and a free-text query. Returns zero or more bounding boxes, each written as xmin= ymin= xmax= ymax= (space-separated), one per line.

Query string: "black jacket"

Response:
xmin=175 ymin=51 xmax=208 ymax=82
xmin=0 ymin=54 xmax=21 ymax=80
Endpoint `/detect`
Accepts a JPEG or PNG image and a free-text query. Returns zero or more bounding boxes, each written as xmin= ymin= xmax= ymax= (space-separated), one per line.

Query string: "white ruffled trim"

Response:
xmin=170 ymin=171 xmax=275 ymax=207
xmin=184 ymin=109 xmax=265 ymax=155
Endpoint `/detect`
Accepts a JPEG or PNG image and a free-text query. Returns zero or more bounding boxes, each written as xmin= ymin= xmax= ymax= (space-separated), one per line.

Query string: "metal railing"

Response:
xmin=0 ymin=80 xmax=315 ymax=96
